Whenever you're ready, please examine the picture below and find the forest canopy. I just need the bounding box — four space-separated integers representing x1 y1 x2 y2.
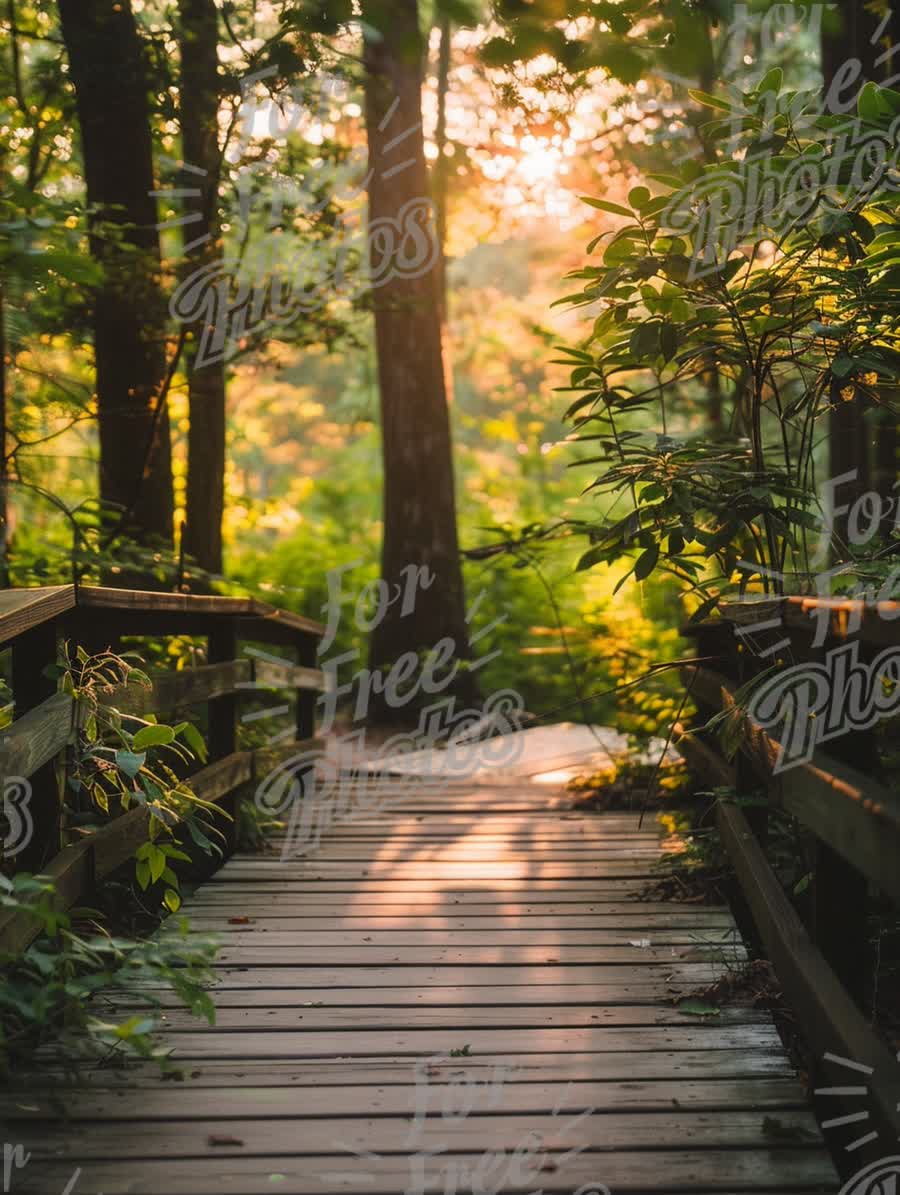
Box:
2 0 899 731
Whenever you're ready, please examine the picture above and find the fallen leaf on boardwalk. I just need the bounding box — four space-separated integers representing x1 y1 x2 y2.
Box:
208 1135 244 1147
677 999 721 1018
228 916 253 924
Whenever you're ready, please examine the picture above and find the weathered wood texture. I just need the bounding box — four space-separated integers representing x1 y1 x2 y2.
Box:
680 599 900 1172
7 779 838 1194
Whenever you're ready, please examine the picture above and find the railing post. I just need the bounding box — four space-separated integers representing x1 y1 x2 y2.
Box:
295 632 316 741
733 621 772 845
207 619 238 857
809 726 872 1005
11 622 59 872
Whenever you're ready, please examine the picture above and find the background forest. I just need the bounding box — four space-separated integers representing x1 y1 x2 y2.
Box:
2 0 899 736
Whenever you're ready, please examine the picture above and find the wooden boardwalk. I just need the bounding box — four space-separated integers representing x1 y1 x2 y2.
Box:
8 774 839 1193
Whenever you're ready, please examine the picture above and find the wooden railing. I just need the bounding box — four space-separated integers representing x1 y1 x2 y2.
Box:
0 584 325 953
678 597 900 1162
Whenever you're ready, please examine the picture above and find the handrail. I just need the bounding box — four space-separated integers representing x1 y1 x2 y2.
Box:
0 585 325 952
679 597 900 1162
0 584 325 646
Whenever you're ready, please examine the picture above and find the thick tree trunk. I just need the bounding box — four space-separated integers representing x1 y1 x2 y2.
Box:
362 0 474 722
178 0 226 577
433 13 451 324
57 0 173 546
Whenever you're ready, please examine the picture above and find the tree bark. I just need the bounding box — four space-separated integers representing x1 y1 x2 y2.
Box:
0 281 8 586
433 13 451 324
821 2 900 553
57 0 174 546
178 0 226 577
362 0 474 722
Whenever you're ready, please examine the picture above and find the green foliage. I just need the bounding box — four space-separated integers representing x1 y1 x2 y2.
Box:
0 872 217 1077
58 642 221 913
562 80 900 611
234 795 284 853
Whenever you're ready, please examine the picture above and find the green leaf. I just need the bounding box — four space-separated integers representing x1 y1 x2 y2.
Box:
133 724 176 751
576 544 608 572
689 594 720 624
659 322 678 363
678 999 721 1018
178 721 208 763
580 196 633 218
756 67 783 96
116 750 146 779
148 847 167 884
628 186 651 211
634 544 659 581
687 89 733 112
857 80 883 123
164 888 182 913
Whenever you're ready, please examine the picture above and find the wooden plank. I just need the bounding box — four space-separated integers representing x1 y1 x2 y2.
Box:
101 661 252 715
179 911 735 928
22 1108 823 1160
185 888 658 904
76 585 257 618
212 863 665 878
162 928 739 948
188 880 659 896
14 1148 840 1194
252 659 325 693
266 844 674 859
208 943 746 967
0 1077 810 1121
122 963 730 991
150 1023 781 1059
70 586 324 643
0 691 73 779
722 594 900 648
107 979 723 1008
248 601 324 640
141 1003 766 1032
0 584 74 645
12 1048 800 1088
717 798 900 1153
10 619 62 871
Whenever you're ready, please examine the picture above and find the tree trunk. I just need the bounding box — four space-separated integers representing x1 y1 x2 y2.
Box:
57 0 174 547
433 13 451 324
821 2 900 553
178 0 226 578
362 0 474 722
0 281 8 586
